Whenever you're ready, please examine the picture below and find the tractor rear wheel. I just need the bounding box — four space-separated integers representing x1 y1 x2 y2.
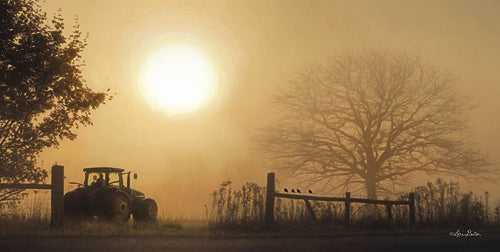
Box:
109 193 131 221
64 190 90 218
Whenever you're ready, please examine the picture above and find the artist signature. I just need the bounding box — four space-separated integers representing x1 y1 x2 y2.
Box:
449 229 482 237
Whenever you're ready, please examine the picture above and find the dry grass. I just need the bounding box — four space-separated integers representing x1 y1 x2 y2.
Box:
0 215 203 236
1 178 499 235
0 191 50 235
0 191 202 236
408 178 493 228
207 178 500 231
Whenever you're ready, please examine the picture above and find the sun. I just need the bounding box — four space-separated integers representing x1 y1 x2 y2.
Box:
141 45 217 116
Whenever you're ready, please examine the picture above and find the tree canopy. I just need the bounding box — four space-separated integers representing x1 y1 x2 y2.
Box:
260 51 493 199
0 0 108 201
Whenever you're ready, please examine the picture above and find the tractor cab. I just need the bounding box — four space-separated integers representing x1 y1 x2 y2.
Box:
83 167 125 189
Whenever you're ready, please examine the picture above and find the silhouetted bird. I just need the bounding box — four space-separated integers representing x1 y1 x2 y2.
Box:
297 189 301 193
284 188 288 193
308 190 313 194
291 189 295 193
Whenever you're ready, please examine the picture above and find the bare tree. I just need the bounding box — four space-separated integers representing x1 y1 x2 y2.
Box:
260 51 493 200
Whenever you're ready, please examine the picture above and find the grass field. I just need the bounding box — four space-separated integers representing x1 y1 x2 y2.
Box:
1 178 499 237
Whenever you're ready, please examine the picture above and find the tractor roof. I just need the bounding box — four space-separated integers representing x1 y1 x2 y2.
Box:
83 167 125 173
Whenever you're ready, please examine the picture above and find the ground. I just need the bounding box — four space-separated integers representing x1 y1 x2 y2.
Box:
0 232 498 251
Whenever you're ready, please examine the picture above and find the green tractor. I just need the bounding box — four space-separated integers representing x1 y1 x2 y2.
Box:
64 167 158 221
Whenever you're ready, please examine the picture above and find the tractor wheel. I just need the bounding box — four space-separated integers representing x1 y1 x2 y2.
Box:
64 191 90 219
109 193 131 222
133 198 158 221
142 198 158 221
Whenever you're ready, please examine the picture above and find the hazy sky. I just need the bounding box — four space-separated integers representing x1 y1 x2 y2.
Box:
39 0 500 217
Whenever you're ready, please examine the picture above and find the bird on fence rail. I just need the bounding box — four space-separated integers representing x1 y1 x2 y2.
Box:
284 188 288 193
308 190 313 194
291 189 295 193
297 189 301 193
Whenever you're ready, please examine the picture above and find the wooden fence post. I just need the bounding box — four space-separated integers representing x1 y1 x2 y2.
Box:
386 203 392 222
344 192 351 225
51 165 64 226
304 199 316 221
409 192 415 228
264 172 276 227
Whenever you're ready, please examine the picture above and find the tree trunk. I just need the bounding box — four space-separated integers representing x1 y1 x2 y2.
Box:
365 174 380 218
365 172 378 200
365 145 378 200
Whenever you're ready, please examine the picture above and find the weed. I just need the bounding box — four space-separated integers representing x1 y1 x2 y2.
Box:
207 178 499 231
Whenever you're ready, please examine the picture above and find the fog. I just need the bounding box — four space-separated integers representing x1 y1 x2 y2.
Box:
39 0 500 218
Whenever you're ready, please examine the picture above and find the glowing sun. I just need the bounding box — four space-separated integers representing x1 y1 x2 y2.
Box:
141 45 217 116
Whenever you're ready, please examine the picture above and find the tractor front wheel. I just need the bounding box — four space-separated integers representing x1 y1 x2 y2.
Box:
133 198 158 221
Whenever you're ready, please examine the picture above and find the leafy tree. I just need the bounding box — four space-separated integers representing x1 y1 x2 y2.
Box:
0 0 108 201
260 51 493 200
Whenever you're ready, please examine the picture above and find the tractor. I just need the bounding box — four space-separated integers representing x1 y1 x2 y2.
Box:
63 167 158 221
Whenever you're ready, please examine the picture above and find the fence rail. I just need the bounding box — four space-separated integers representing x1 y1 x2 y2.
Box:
0 165 64 226
264 172 416 228
274 193 410 205
0 183 52 190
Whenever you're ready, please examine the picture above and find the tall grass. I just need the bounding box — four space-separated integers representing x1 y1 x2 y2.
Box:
0 191 188 236
206 180 265 230
405 178 492 228
1 179 498 234
207 180 348 230
0 191 50 235
207 178 500 230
